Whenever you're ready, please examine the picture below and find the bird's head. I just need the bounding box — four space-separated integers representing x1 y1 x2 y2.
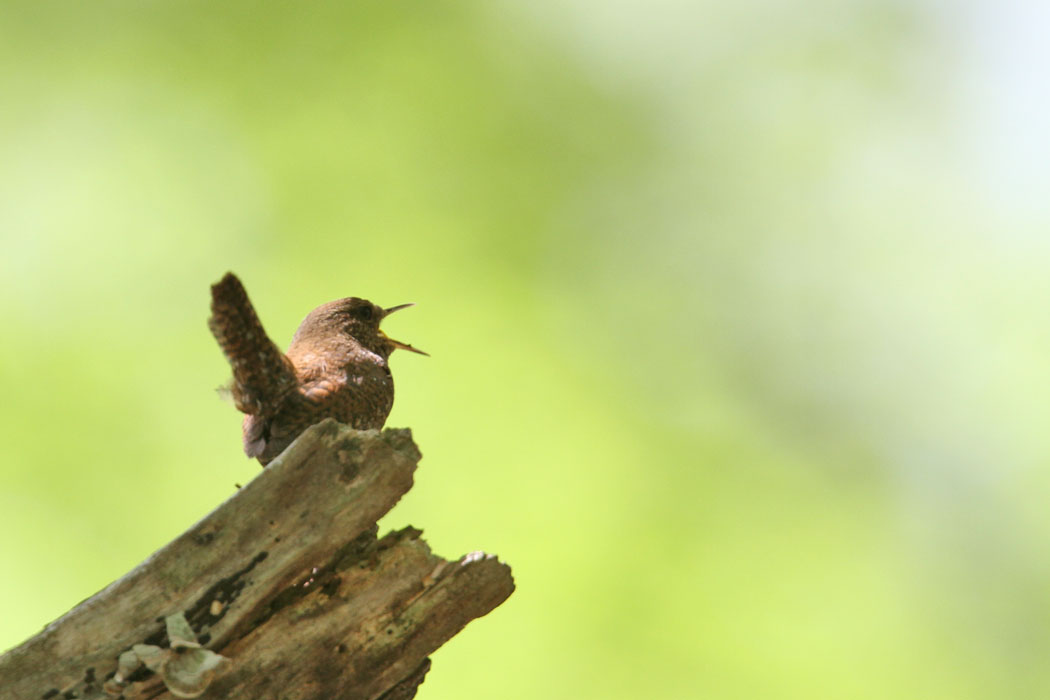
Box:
292 297 427 359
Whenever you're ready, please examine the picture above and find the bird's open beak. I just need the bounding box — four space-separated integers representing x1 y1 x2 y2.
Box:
387 337 429 356
384 303 415 315
381 303 429 356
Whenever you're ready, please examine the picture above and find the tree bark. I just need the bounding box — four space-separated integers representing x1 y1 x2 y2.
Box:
0 420 514 700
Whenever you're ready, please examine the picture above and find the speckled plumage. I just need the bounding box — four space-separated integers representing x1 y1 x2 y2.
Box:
208 272 424 466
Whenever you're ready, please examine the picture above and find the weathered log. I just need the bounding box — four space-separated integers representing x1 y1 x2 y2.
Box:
0 420 514 700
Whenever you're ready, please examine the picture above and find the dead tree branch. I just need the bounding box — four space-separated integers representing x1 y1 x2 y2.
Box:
0 420 514 700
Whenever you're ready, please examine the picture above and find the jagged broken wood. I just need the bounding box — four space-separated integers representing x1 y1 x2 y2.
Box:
0 420 514 700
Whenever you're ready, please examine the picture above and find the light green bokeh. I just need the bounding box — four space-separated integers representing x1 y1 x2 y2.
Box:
2 2 1049 698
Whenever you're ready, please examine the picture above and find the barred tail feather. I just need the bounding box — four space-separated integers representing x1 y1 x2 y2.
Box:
208 272 297 415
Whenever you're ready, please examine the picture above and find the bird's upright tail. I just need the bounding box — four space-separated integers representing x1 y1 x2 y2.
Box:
208 272 297 415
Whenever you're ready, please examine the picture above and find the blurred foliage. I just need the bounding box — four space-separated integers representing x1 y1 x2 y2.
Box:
2 1 1049 698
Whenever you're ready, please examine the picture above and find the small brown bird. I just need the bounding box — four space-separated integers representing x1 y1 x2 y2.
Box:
208 272 426 465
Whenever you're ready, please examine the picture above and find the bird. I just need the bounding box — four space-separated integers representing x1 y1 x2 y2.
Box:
207 272 426 465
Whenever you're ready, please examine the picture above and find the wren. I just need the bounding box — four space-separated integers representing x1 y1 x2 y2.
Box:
208 272 426 465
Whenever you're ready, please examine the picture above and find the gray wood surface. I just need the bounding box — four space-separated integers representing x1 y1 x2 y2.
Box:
0 420 514 700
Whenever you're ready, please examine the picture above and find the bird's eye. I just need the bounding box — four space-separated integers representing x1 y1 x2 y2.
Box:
356 305 374 321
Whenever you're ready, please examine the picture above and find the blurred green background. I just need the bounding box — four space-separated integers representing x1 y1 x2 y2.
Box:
2 1 1049 698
